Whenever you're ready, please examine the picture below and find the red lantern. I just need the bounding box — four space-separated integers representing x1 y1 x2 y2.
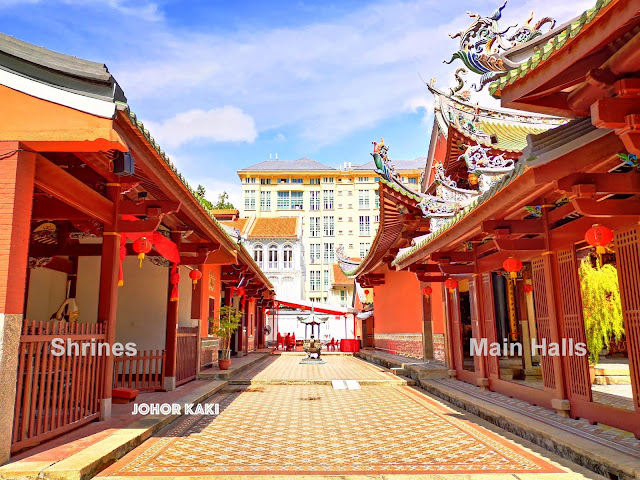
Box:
444 278 458 292
237 286 246 298
189 269 202 288
132 236 152 268
364 289 370 295
422 286 432 296
503 257 523 279
523 284 533 294
585 224 613 254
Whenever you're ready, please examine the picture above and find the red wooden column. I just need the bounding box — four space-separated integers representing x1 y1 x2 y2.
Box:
421 290 434 359
237 294 246 356
442 283 455 372
480 273 500 380
164 232 181 391
469 275 488 386
97 182 121 420
0 143 36 463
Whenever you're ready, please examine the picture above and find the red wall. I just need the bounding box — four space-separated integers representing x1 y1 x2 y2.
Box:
372 265 423 334
430 280 445 335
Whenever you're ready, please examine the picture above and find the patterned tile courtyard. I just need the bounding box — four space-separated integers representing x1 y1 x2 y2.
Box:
98 355 606 479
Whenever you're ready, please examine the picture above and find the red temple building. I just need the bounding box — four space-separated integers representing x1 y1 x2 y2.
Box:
0 33 274 460
348 0 640 438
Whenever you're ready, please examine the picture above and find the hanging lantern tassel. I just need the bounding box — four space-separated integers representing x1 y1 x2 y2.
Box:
133 236 152 268
189 269 202 288
503 257 523 280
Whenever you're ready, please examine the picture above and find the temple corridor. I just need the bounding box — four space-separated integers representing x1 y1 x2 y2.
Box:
97 354 604 479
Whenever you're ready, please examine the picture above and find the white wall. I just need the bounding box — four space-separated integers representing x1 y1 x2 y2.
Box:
26 267 68 322
275 312 354 341
178 265 195 327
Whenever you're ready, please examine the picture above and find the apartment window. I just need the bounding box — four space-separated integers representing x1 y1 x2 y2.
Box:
359 216 370 236
324 269 330 289
310 191 320 210
244 177 256 184
340 290 347 305
253 245 264 268
260 178 271 185
348 243 353 248
260 191 271 211
323 243 335 263
244 190 256 210
310 217 320 237
323 216 334 237
291 191 303 209
348 217 353 222
375 215 380 223
358 190 369 209
347 191 353 196
358 176 369 182
277 191 290 210
323 190 334 210
338 204 343 209
408 177 418 184
309 243 321 263
268 244 278 269
374 190 380 209
348 204 353 209
310 178 320 185
360 242 371 258
322 177 334 183
278 178 290 184
310 271 321 291
338 230 343 235
337 191 343 196
292 178 303 184
283 244 293 269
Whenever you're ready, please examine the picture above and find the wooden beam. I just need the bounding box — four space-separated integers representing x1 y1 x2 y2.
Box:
556 172 640 195
116 218 162 232
416 275 448 283
440 265 475 275
119 200 181 216
32 198 92 221
549 216 637 250
571 198 640 217
493 238 546 252
482 219 544 236
34 154 113 224
431 252 474 263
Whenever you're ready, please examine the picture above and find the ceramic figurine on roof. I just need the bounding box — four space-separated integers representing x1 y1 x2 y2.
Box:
445 1 556 91
336 245 361 273
458 144 514 192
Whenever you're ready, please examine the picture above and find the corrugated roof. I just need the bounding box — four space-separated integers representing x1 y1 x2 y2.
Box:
240 157 335 171
354 158 426 171
476 121 548 152
332 264 352 286
247 217 299 239
489 0 615 97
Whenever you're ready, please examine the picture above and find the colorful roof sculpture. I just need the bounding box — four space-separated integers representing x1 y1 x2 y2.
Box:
489 0 616 97
444 1 557 91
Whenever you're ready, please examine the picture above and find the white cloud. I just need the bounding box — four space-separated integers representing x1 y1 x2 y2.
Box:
109 0 594 150
145 107 258 148
197 178 242 211
1 0 162 20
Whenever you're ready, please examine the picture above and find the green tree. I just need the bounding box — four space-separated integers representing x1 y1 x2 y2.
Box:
213 191 235 210
195 184 213 210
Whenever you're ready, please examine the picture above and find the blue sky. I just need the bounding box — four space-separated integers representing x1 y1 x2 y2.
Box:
1 0 593 206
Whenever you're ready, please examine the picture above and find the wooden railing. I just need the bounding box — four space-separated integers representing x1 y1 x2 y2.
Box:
12 321 106 453
176 326 198 386
113 350 165 392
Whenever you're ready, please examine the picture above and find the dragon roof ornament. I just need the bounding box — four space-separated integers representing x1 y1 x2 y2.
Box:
445 1 556 91
336 244 360 273
459 144 514 174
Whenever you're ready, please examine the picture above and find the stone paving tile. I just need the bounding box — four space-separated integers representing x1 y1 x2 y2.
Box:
233 353 399 382
99 384 569 476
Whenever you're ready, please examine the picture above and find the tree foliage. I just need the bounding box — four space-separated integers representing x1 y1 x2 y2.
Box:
213 191 235 210
209 305 242 354
578 255 625 364
195 184 213 210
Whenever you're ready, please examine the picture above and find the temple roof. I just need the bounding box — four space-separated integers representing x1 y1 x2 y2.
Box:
489 0 616 98
240 157 335 172
0 32 125 104
332 264 352 286
220 218 250 235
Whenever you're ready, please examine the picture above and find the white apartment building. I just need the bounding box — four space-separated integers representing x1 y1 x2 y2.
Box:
237 157 424 304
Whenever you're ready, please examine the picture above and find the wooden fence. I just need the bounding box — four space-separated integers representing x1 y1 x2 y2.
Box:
12 321 106 453
113 349 165 391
